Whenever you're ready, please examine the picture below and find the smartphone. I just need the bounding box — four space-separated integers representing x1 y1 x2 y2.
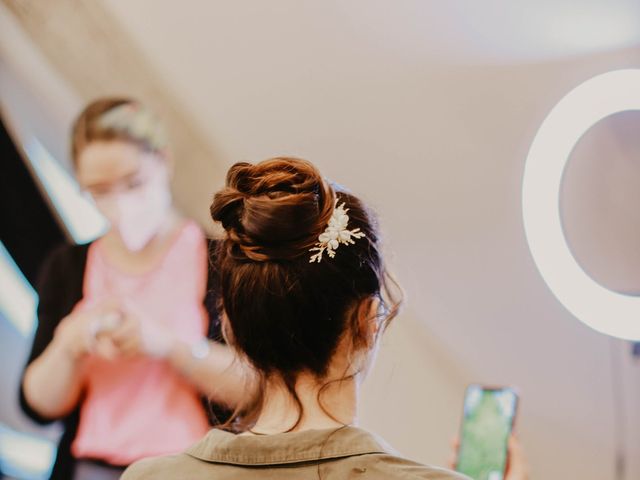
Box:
455 384 519 480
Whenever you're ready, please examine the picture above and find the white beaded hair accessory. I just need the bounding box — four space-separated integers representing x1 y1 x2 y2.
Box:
309 198 366 263
98 104 167 151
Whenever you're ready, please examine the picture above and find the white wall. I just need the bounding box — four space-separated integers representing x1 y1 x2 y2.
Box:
360 311 470 466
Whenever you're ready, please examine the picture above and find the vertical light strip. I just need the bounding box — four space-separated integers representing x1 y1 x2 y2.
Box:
0 242 37 337
0 423 55 480
23 136 108 244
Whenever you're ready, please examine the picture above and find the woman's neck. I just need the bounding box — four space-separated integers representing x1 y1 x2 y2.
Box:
250 371 359 434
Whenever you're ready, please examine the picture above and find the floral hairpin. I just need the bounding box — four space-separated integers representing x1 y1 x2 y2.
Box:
309 198 366 263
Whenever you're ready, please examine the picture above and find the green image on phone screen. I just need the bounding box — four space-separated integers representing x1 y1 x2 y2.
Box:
456 385 517 480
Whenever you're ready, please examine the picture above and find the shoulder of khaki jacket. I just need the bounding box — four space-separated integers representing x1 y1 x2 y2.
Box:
120 454 190 480
357 453 472 479
121 453 470 480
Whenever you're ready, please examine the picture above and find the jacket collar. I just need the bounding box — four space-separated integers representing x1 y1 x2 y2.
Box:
186 426 391 466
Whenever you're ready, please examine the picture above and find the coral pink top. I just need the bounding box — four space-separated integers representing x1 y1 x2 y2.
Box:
71 221 211 465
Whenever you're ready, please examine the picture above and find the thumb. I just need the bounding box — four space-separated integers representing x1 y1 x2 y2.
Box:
448 436 460 470
506 436 529 480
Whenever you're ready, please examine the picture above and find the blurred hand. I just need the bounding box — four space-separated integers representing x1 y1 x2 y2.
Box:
53 299 121 361
504 436 529 480
56 298 178 361
108 301 175 358
449 435 529 480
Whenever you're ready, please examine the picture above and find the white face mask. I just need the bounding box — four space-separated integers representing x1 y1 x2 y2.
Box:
117 185 171 251
97 170 172 252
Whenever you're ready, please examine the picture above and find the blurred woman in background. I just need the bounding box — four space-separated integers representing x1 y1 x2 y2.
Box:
20 98 248 480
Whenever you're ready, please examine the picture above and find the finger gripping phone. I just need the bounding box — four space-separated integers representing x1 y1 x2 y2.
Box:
455 384 518 480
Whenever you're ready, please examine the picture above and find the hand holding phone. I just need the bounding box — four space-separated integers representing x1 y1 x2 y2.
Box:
503 436 529 480
455 385 519 480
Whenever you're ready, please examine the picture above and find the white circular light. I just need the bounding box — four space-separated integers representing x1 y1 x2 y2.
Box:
522 69 640 341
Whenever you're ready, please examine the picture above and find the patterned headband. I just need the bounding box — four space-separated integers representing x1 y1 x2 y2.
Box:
98 103 167 151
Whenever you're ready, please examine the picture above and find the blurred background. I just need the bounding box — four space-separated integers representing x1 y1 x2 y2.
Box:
1 1 639 479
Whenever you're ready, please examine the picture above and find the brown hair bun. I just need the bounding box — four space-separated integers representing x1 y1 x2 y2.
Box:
210 158 335 262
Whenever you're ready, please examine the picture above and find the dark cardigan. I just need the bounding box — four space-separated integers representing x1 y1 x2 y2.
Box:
19 240 227 480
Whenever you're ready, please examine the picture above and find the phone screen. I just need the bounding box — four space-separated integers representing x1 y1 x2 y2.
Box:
455 385 518 480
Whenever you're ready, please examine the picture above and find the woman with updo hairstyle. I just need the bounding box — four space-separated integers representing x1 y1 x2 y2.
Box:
123 157 466 479
20 98 248 480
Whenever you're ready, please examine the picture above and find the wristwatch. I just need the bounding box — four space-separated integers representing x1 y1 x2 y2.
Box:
190 338 211 360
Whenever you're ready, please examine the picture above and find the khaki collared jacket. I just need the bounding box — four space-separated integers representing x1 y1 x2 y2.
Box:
121 426 470 479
